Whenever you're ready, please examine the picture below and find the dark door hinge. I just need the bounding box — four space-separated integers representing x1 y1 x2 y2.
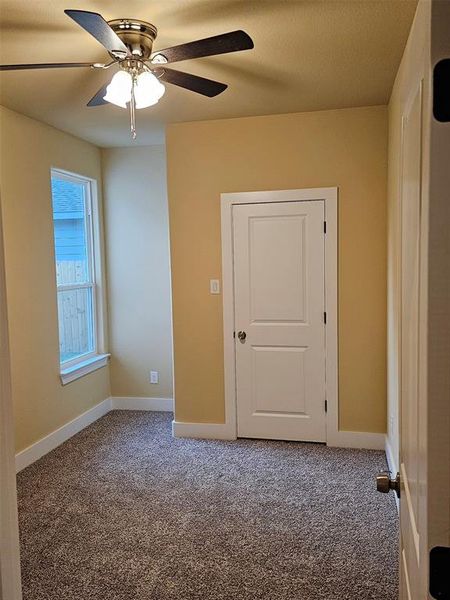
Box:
430 546 450 599
324 221 327 234
325 399 328 413
324 311 327 324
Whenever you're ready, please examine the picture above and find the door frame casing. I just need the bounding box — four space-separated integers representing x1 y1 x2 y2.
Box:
0 192 22 599
220 187 339 444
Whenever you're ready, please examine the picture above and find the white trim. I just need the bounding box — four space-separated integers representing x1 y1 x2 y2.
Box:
385 435 398 473
323 191 339 446
401 549 413 600
90 176 109 355
112 397 173 412
172 419 383 449
57 282 93 292
172 420 237 440
14 396 176 472
401 461 420 561
326 430 385 450
385 435 399 512
15 398 112 473
60 353 110 385
61 349 98 371
220 187 340 445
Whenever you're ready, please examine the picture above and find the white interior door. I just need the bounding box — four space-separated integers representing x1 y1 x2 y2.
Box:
233 200 326 442
391 4 450 598
399 80 427 600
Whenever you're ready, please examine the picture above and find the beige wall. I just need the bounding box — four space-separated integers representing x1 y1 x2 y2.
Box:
0 106 110 452
102 146 173 399
167 105 388 432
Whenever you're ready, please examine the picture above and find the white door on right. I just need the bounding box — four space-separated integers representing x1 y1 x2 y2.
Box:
391 4 450 597
399 79 427 600
233 200 326 442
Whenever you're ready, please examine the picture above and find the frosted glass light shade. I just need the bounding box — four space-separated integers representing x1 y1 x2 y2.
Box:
134 72 165 109
104 71 132 108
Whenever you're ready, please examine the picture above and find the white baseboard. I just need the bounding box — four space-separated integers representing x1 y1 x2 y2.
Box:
172 420 237 440
172 421 385 448
327 430 386 450
112 396 173 412
15 396 174 472
385 435 400 512
14 396 386 472
15 397 112 473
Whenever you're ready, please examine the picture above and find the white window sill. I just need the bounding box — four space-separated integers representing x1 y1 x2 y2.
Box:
60 353 110 385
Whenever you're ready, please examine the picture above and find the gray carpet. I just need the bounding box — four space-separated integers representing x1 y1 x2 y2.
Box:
17 411 398 600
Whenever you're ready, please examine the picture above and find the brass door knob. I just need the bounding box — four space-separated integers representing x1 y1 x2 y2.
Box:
376 471 401 498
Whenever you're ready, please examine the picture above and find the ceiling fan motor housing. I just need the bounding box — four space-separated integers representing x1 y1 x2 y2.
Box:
107 19 158 60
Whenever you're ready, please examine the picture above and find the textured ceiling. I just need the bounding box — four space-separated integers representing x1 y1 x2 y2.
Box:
0 0 417 147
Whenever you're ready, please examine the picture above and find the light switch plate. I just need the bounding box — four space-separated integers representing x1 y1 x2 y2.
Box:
150 370 159 384
210 279 220 294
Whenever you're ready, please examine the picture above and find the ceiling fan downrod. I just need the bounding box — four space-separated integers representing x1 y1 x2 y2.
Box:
130 80 137 140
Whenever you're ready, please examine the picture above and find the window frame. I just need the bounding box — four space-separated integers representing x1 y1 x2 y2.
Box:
50 167 109 381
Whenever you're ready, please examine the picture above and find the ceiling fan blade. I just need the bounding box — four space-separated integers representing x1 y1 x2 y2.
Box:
151 30 253 64
0 62 94 71
87 84 109 107
65 9 128 56
153 67 227 97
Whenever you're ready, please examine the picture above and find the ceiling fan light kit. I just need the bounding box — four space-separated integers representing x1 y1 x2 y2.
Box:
134 72 165 109
103 70 165 110
104 71 132 108
0 10 254 140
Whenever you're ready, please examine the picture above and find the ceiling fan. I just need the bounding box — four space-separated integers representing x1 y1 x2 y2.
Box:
0 9 254 139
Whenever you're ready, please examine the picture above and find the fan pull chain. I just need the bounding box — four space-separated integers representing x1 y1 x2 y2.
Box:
130 80 137 140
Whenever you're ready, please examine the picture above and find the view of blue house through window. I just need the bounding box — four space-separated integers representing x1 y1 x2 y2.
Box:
51 170 97 365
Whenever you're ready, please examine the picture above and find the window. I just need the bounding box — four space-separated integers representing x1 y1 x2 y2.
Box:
51 169 108 383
